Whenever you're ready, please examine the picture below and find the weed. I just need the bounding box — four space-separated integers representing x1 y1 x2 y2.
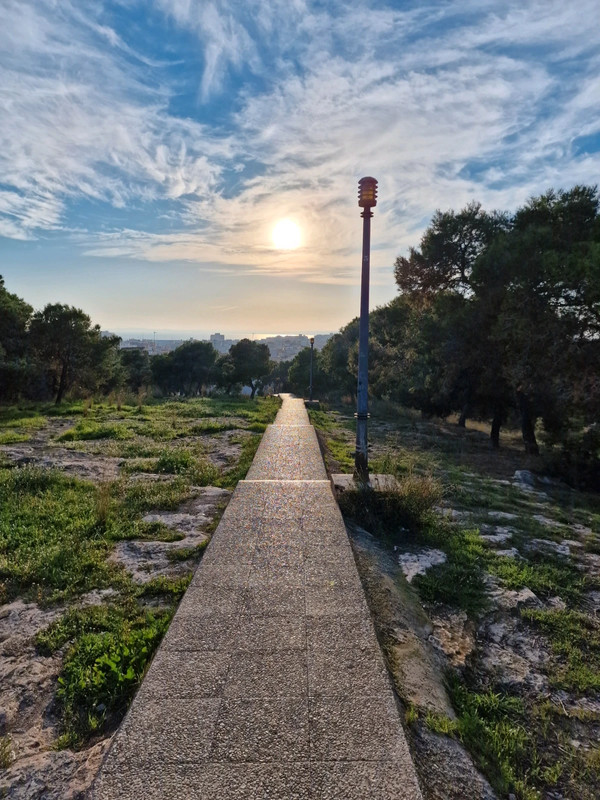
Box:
0 735 12 769
0 467 123 603
166 542 208 562
136 574 192 600
59 422 132 442
338 471 443 536
0 431 30 444
489 553 585 606
521 608 600 693
55 609 172 745
425 712 459 736
218 434 261 488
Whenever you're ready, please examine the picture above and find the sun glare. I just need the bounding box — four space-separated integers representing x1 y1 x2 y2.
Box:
272 219 302 250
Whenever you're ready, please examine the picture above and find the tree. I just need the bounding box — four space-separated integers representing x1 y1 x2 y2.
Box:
228 339 272 399
288 347 323 397
170 341 217 395
0 277 33 400
120 348 152 393
29 304 120 403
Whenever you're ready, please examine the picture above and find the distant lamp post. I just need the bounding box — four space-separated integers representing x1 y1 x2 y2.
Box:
309 336 315 402
355 176 378 482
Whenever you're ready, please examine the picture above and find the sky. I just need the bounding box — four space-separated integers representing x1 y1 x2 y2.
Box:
1 0 599 339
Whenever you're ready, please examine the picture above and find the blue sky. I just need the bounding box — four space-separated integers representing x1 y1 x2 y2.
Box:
1 0 599 338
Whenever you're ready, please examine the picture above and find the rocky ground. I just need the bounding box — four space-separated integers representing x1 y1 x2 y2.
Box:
0 408 250 799
325 408 600 800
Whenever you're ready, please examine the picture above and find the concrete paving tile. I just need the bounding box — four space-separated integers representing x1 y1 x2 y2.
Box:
243 584 306 616
306 613 376 652
309 694 407 761
308 645 390 696
236 614 306 651
162 613 240 651
305 583 369 617
211 697 309 762
304 556 362 588
95 763 314 800
252 544 305 571
247 560 305 588
225 650 307 697
136 649 232 700
177 583 243 615
199 537 257 566
108 698 221 766
189 562 252 590
311 761 422 800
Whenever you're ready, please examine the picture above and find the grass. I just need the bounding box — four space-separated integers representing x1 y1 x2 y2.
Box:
0 393 282 751
0 735 12 769
521 608 600 693
0 467 126 604
38 603 173 747
0 431 31 444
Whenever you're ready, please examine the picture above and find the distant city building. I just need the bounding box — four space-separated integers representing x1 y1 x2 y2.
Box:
209 333 236 354
119 338 184 354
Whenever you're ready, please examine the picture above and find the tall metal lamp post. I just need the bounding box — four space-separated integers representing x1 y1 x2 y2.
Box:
309 336 315 402
355 177 378 482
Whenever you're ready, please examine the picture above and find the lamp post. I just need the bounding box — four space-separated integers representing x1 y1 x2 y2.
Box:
355 177 378 482
309 336 315 402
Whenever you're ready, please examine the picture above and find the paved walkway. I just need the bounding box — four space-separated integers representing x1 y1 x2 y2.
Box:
91 396 422 800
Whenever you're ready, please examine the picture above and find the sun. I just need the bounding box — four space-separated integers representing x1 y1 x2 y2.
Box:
272 218 302 250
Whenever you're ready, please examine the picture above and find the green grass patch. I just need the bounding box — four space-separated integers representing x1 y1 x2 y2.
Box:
166 542 208 562
58 421 133 441
49 605 172 746
488 552 586 606
0 467 127 604
217 434 261 489
521 608 600 693
0 431 31 444
413 528 488 616
448 677 541 800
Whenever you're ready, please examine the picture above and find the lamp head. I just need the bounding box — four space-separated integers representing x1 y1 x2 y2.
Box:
309 336 314 345
358 177 378 208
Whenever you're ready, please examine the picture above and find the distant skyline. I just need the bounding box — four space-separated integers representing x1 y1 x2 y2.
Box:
2 1 599 334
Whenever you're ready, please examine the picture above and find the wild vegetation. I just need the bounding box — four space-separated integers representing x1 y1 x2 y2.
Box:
0 394 280 765
313 399 600 800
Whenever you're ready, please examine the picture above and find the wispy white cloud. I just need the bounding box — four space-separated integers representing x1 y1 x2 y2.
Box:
2 0 600 300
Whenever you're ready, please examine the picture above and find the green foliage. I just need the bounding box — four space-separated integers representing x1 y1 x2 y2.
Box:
413 528 488 616
521 609 600 693
54 609 172 745
218 434 262 488
337 475 443 539
0 431 30 444
447 676 540 800
0 467 122 603
29 303 121 404
226 338 272 398
488 553 585 606
0 735 13 769
58 421 133 441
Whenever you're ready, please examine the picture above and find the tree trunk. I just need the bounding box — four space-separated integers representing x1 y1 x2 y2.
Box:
250 381 257 399
517 390 539 455
458 404 468 428
55 362 68 404
490 411 502 449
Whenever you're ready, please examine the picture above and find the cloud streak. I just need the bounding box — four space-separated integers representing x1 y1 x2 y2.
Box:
2 0 599 302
